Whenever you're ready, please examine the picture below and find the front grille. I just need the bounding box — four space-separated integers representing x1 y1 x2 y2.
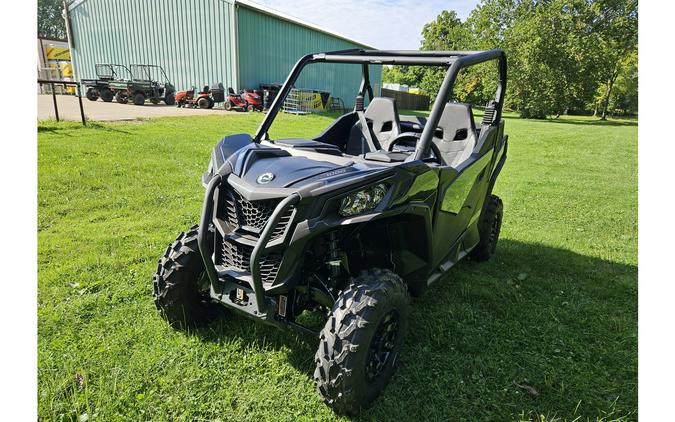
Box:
220 187 294 240
216 184 294 285
221 239 252 272
219 239 282 284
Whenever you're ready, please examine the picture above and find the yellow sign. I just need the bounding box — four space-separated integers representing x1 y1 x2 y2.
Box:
45 46 71 60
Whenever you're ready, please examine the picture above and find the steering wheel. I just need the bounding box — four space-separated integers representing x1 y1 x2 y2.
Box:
387 132 441 163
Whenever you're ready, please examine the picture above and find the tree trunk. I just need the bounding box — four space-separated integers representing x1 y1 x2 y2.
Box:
600 72 618 121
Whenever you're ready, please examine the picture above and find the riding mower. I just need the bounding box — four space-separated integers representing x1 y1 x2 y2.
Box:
175 85 215 109
153 49 508 415
224 87 262 111
81 63 130 102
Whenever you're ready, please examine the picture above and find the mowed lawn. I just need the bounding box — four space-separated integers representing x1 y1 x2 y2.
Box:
38 111 637 421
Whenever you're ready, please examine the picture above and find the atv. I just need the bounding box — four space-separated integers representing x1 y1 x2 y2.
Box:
112 64 176 106
80 63 131 102
153 49 508 415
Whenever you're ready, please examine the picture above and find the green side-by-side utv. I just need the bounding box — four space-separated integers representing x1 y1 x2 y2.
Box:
153 49 508 415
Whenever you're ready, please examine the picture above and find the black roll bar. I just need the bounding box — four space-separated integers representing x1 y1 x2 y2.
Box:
252 48 507 161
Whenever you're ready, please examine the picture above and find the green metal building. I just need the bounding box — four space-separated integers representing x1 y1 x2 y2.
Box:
65 0 381 107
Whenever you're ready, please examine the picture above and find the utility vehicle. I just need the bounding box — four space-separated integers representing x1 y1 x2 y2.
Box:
153 49 508 414
111 64 175 106
81 63 130 102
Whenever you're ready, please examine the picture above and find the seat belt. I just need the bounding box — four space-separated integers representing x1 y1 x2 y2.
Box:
354 95 380 153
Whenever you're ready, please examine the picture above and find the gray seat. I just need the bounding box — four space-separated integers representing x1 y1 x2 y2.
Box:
432 102 478 167
345 97 401 155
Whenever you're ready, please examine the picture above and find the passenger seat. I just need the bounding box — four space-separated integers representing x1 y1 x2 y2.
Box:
433 102 478 167
345 97 401 155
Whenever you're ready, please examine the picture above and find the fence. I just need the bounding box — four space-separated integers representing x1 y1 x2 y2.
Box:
381 88 430 111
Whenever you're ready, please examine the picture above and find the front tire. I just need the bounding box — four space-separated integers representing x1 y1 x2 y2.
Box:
164 93 176 106
85 88 99 101
224 101 233 111
133 92 146 106
469 194 503 261
314 268 410 415
153 225 222 328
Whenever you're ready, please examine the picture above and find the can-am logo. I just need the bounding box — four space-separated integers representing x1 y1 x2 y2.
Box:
256 172 275 184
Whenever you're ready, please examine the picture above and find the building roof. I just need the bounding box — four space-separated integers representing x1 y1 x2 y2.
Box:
233 0 375 49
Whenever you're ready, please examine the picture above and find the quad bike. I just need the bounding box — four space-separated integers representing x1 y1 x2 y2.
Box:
175 85 215 109
224 87 260 112
153 49 508 415
111 64 176 106
81 63 130 102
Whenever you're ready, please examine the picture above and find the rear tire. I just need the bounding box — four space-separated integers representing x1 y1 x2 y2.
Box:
100 88 114 102
469 194 503 261
85 88 99 101
153 225 222 329
314 268 410 415
197 97 210 109
133 92 146 106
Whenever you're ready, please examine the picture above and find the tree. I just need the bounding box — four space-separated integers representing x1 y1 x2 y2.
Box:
590 0 638 119
38 0 66 39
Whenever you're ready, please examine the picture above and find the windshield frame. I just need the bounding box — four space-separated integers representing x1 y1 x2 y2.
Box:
254 49 507 161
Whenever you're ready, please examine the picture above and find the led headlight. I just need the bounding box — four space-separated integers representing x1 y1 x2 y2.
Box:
338 183 388 217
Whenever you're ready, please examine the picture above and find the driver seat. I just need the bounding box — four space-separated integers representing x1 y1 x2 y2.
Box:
345 97 401 155
433 102 478 167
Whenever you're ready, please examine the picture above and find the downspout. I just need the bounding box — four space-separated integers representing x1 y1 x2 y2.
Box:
229 1 240 91
62 1 77 81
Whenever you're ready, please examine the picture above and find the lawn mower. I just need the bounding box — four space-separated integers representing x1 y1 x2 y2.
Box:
175 85 215 109
111 64 176 106
80 63 130 102
153 49 508 415
224 87 261 111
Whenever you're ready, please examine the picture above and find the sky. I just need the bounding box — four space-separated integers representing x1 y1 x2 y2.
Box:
254 0 482 50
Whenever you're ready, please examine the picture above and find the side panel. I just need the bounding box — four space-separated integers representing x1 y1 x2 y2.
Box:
236 6 382 108
68 0 237 91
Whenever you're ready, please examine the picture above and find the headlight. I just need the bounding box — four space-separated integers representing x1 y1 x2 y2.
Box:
338 183 388 217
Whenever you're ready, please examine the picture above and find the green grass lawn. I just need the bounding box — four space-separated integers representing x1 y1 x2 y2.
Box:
38 112 637 421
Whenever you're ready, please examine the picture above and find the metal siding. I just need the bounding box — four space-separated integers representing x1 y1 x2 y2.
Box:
236 6 381 108
68 0 237 91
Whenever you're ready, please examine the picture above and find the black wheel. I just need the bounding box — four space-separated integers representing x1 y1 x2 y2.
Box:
85 88 99 101
100 88 114 102
197 97 210 109
164 93 176 106
150 97 160 105
314 268 410 415
224 101 233 111
246 104 254 112
153 225 223 329
133 92 146 106
115 92 128 104
469 194 503 261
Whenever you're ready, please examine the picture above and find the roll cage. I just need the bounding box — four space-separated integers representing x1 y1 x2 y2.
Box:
254 49 507 161
130 64 171 83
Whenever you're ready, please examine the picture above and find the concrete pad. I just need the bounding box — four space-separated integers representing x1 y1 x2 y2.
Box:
38 94 236 122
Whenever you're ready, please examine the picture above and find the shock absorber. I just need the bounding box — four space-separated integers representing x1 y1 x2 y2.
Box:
326 231 341 283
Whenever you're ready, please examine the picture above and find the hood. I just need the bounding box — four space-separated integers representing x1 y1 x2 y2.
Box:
231 145 382 189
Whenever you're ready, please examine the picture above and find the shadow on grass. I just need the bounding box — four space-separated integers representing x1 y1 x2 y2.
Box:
37 120 134 135
546 117 637 127
190 239 637 420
